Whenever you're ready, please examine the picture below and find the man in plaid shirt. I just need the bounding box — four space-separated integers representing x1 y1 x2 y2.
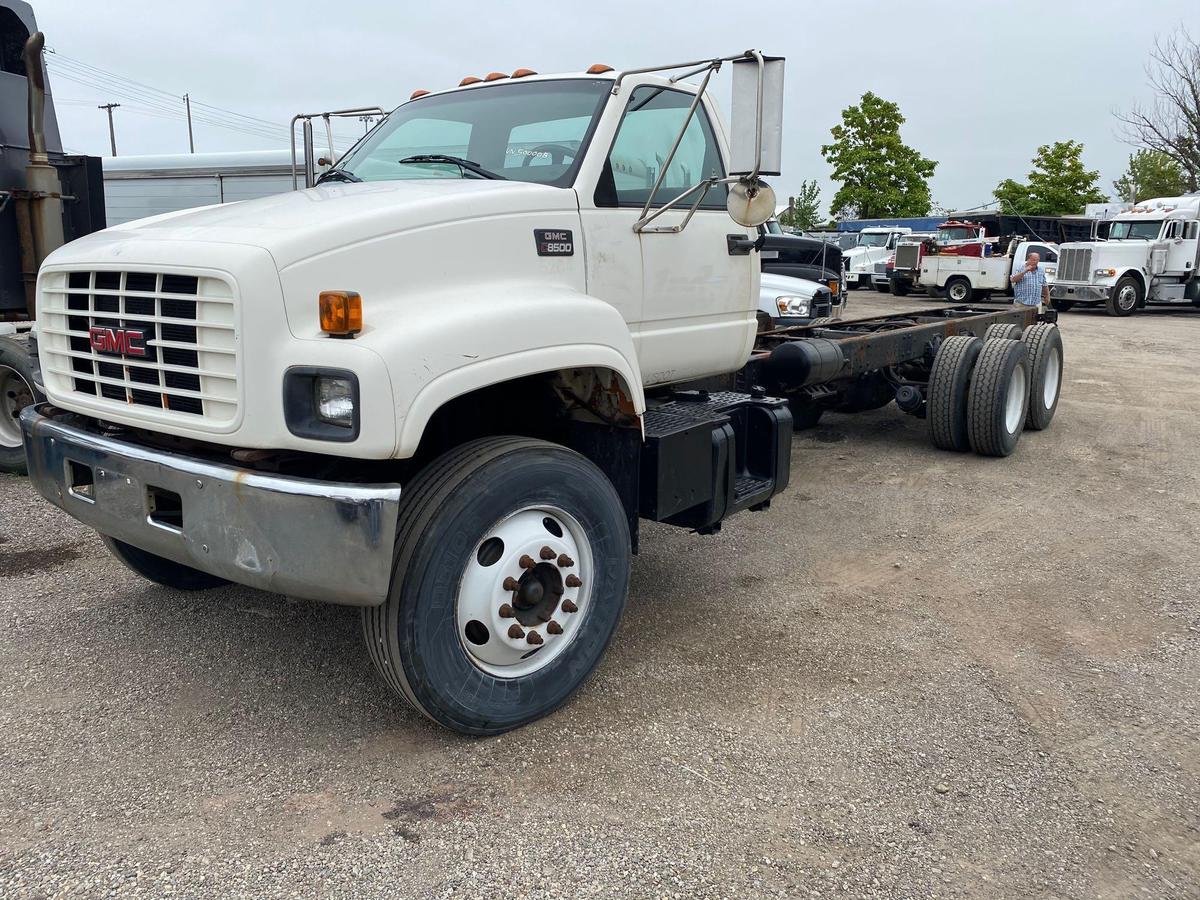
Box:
1010 251 1049 311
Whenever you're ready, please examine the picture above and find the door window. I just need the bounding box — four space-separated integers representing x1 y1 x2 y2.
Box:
1185 221 1199 240
596 86 726 209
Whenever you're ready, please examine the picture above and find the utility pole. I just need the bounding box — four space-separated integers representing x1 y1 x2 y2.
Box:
358 114 375 134
184 93 195 153
98 102 120 156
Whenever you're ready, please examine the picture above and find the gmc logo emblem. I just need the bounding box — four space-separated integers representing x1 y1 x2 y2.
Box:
88 326 148 358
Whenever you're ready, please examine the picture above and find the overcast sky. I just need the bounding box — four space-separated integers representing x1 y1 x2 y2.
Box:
33 0 1194 215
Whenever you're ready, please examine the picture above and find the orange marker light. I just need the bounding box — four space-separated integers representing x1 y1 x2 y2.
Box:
587 63 614 74
410 89 430 99
512 68 537 78
460 75 482 86
319 291 363 336
484 72 508 81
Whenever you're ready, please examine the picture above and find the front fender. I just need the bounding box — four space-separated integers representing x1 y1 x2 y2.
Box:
361 288 644 458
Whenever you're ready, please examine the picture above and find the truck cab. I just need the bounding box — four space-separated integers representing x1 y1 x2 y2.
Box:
1051 195 1200 316
843 226 911 288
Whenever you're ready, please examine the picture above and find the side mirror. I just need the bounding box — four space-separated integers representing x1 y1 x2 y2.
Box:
729 54 785 177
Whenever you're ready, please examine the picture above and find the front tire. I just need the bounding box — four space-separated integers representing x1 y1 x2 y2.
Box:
0 335 43 475
363 437 630 735
102 537 229 591
892 281 910 297
1051 299 1074 312
1107 277 1141 317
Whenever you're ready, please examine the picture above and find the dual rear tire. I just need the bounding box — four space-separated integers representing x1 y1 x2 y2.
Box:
926 323 1062 457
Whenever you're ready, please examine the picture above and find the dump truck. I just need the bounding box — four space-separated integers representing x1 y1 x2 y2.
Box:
21 52 1065 734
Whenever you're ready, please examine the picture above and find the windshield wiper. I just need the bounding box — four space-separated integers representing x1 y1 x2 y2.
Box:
399 154 506 181
316 168 362 184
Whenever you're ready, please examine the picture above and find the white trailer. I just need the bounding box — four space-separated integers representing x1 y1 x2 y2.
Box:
101 150 332 225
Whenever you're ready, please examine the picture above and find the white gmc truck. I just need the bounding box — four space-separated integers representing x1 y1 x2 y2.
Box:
1050 195 1200 316
20 52 1065 734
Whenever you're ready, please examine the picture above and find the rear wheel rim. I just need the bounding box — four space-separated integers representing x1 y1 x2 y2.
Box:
0 364 34 449
456 505 593 678
1042 347 1061 409
1005 365 1027 434
950 282 968 301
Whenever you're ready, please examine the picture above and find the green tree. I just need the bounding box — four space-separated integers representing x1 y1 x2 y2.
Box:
1112 150 1189 202
778 180 821 230
994 141 1108 216
821 92 937 219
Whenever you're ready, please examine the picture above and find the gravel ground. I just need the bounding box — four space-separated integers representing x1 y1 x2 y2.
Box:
2 295 1199 899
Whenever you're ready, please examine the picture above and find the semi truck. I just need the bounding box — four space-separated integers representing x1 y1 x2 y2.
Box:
1050 194 1200 316
842 226 911 289
19 51 1065 734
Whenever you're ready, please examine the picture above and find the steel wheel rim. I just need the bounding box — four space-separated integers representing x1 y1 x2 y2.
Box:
950 283 968 302
1042 347 1061 409
1005 364 1027 434
456 505 593 678
1118 285 1137 311
0 363 33 449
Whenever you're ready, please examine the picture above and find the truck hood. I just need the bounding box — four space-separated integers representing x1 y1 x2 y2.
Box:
1062 240 1155 271
760 272 826 300
63 179 580 270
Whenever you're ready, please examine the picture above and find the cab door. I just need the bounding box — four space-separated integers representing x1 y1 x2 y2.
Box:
1165 220 1199 275
580 85 754 387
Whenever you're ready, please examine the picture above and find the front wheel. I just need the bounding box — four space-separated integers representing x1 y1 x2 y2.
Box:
1051 299 1074 312
1107 277 1141 317
363 437 630 735
0 335 43 475
892 281 910 297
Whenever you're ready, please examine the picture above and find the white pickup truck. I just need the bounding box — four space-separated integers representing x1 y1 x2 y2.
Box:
843 226 911 289
917 236 1059 302
20 52 1065 734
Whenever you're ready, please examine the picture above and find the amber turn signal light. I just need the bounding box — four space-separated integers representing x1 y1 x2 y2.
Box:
587 63 613 74
319 291 363 336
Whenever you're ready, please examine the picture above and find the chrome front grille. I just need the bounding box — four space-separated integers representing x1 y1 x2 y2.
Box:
38 269 239 425
1058 247 1092 283
894 243 921 270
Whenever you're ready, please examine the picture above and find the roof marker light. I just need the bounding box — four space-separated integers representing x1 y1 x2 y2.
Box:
460 76 482 86
512 68 538 78
484 72 508 81
587 63 614 74
410 89 430 99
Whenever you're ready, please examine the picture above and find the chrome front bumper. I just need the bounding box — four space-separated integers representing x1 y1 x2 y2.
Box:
1051 283 1110 301
20 405 402 606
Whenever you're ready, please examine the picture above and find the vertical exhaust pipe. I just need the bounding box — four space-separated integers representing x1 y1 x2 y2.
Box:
17 31 65 315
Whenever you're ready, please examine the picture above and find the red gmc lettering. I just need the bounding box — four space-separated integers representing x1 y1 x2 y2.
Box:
88 326 147 358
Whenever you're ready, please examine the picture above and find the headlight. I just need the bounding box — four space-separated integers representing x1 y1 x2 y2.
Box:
776 296 811 317
283 367 360 441
316 376 355 427
1094 268 1117 277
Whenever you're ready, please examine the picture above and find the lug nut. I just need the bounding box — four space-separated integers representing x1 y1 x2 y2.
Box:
557 554 574 568
565 574 582 588
518 555 536 570
562 599 578 613
539 546 556 560
502 576 519 591
547 620 563 635
499 603 515 619
507 623 525 639
526 631 544 646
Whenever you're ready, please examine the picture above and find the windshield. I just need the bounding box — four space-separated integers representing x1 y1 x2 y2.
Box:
938 227 976 241
1108 220 1163 240
333 79 610 187
858 232 890 248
